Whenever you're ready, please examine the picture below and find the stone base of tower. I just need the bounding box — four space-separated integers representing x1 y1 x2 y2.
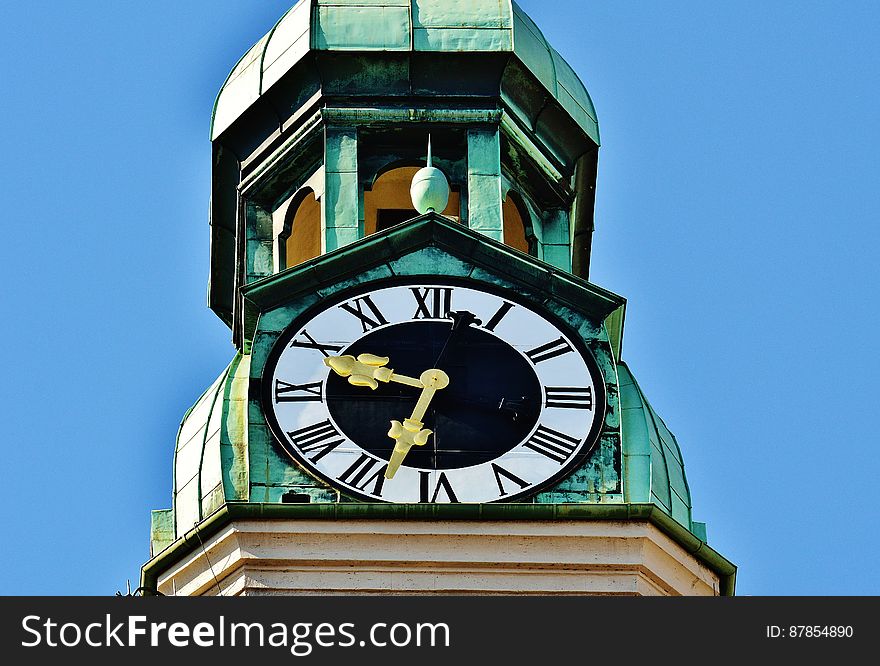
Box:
143 505 735 596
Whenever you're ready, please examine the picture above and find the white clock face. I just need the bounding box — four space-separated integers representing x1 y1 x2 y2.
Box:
262 280 606 503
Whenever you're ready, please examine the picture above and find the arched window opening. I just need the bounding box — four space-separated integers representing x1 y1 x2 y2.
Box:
502 191 534 255
283 190 321 269
364 166 460 236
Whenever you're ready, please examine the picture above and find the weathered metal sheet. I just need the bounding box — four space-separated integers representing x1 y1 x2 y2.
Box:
262 1 312 90
174 379 223 494
174 478 200 538
212 35 268 139
198 390 229 521
314 4 412 51
413 27 510 51
172 358 247 538
221 355 250 501
414 0 512 29
617 361 696 533
551 48 599 138
604 304 625 363
319 0 409 5
412 0 512 51
511 8 555 90
670 492 691 528
149 509 174 558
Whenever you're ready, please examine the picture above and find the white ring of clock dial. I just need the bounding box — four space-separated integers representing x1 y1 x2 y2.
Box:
264 281 605 503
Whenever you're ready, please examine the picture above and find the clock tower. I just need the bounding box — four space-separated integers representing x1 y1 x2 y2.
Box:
142 0 735 596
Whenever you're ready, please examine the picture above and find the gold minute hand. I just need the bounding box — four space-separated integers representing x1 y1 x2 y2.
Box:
386 369 450 479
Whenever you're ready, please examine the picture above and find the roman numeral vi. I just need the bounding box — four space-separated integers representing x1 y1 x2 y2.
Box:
419 471 459 503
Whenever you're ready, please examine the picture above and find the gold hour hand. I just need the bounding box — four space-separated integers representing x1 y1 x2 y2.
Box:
324 354 422 389
385 369 450 479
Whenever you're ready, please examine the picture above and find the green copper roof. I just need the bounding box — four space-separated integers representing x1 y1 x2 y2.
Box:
211 0 598 142
618 361 694 531
172 354 249 539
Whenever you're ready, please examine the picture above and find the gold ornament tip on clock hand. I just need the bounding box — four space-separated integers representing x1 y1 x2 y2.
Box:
385 420 433 479
323 353 393 390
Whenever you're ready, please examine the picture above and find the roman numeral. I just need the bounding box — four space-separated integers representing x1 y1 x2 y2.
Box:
338 295 389 332
491 463 531 497
525 337 573 364
544 386 593 410
287 420 345 463
274 380 323 403
483 301 514 332
410 287 453 319
337 453 387 497
419 471 459 503
523 425 582 464
289 330 343 357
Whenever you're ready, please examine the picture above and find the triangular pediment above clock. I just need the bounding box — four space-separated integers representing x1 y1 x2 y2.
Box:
241 212 624 343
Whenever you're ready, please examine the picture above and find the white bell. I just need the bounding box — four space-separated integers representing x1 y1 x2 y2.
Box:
410 135 450 214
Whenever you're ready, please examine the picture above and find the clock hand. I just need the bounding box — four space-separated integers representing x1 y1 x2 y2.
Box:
432 310 481 370
385 311 479 478
409 369 450 421
381 312 479 480
324 354 423 389
386 368 450 479
324 354 451 479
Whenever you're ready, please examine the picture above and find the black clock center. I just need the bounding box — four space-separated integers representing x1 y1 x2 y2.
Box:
325 321 542 470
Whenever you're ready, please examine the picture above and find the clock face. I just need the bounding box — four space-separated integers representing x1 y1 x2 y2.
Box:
262 279 606 503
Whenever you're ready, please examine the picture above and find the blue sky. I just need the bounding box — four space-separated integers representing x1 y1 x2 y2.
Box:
1 1 877 596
